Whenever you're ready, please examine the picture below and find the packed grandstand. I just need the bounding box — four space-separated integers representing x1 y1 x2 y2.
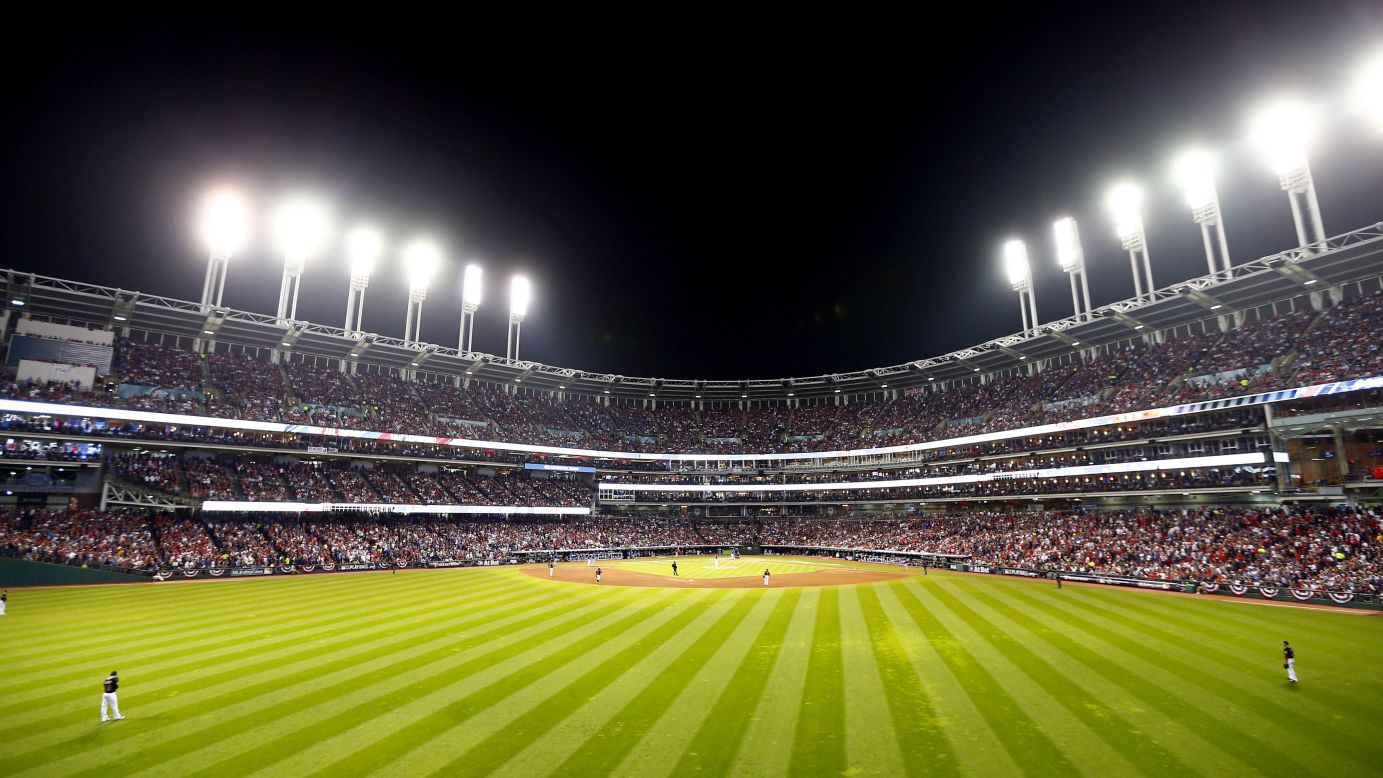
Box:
0 248 1380 603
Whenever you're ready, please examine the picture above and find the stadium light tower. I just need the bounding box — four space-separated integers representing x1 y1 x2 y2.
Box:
197 188 249 312
507 275 531 360
402 240 441 345
1174 148 1232 279
271 197 331 326
1003 239 1039 334
344 226 382 336
1249 98 1326 250
1052 217 1092 320
459 263 482 353
1107 181 1155 299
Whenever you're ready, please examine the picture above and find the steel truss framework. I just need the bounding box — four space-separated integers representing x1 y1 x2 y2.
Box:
5 221 1383 402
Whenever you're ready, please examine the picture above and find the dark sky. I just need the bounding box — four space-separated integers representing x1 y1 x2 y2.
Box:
4 4 1383 381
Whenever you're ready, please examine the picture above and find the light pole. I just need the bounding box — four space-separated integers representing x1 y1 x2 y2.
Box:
271 197 331 326
507 275 531 360
1174 148 1232 279
1003 239 1038 334
1250 98 1325 250
460 263 482 353
1107 181 1154 299
402 239 440 346
197 189 248 312
1052 217 1092 320
344 227 382 336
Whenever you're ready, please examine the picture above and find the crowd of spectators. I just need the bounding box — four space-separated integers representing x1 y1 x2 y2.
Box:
1293 290 1383 385
110 454 594 507
117 341 204 392
0 296 1377 459
2 506 1376 593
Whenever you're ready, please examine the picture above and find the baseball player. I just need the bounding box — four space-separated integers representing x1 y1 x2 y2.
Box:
100 671 125 722
1 589 7 615
548 560 556 577
763 569 771 586
1283 640 1298 683
595 567 603 584
672 560 679 576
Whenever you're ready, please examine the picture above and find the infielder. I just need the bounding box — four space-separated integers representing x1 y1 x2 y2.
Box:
596 567 603 584
548 560 555 577
763 569 771 586
672 560 679 576
1283 640 1298 683
101 671 125 722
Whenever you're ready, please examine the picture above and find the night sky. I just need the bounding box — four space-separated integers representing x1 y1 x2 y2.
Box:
4 5 1383 381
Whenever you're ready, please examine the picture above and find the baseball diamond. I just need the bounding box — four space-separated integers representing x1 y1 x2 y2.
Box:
2 563 1381 777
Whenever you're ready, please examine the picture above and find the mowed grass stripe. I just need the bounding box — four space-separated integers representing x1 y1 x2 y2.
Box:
411 592 751 778
483 592 781 778
787 587 848 776
728 588 819 778
951 579 1244 776
0 575 536 734
1019 585 1383 771
6 581 584 775
664 589 802 778
923 580 1136 777
855 585 958 777
873 583 1019 776
0 572 523 701
1000 585 1328 776
1037 586 1383 740
894 580 1079 777
0 570 470 664
1074 589 1383 716
837 586 906 777
930 580 1194 776
531 594 763 773
571 592 776 778
1 571 431 650
297 591 714 777
136 585 654 778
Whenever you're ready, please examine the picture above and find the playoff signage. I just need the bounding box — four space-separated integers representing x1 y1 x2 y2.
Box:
1199 580 1357 604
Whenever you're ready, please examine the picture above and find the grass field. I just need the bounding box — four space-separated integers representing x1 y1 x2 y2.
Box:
613 556 835 579
2 559 1382 777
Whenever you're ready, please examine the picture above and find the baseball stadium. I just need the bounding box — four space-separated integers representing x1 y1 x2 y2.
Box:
4 12 1383 778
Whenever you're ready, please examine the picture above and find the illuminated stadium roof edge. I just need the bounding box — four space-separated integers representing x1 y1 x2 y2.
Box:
5 220 1383 402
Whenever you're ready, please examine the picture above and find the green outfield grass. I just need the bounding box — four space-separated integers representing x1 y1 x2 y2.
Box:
613 556 834 579
2 560 1381 777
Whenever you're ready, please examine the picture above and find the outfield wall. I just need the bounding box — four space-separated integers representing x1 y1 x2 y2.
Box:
0 556 152 587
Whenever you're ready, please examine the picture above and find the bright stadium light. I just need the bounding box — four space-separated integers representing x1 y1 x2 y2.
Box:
1002 239 1038 334
459 263 483 352
1003 239 1030 289
271 196 331 325
1249 97 1326 250
1052 217 1092 320
508 275 532 360
1173 148 1232 278
1355 49 1383 132
1106 181 1154 299
402 239 442 345
197 188 249 311
343 226 383 335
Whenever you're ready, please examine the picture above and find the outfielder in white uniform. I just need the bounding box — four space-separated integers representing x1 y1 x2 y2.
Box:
101 671 125 722
1283 640 1298 683
1 589 7 615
